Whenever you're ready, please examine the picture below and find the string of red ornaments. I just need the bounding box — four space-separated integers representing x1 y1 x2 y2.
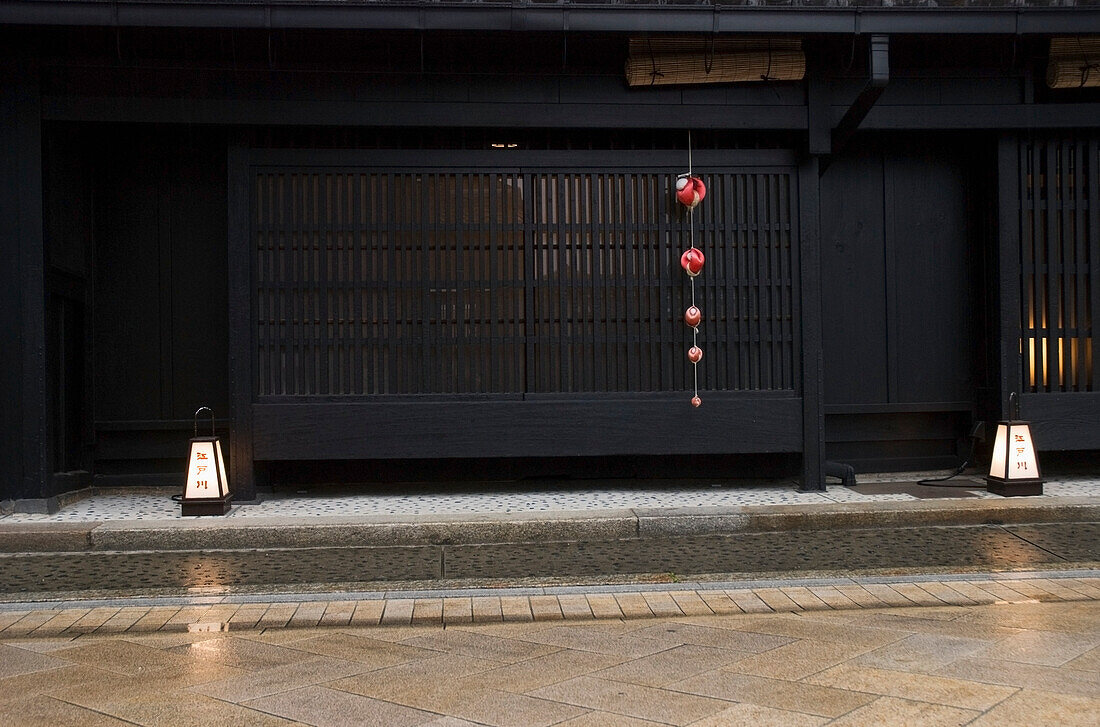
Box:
677 151 707 408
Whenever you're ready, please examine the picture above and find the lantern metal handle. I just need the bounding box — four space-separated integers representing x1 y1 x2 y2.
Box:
1009 392 1019 421
194 407 215 438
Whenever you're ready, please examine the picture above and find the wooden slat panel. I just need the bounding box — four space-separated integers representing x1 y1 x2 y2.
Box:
252 162 798 398
1019 135 1096 394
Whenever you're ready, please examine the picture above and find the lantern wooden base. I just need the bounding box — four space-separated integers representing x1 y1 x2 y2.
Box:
181 495 233 516
985 478 1043 497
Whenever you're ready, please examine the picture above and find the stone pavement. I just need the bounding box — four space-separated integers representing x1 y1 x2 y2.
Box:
1 594 1097 726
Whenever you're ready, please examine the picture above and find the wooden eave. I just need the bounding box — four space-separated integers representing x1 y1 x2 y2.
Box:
2 1 1100 36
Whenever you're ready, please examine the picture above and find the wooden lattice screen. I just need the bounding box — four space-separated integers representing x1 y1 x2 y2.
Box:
252 164 797 398
1019 137 1098 393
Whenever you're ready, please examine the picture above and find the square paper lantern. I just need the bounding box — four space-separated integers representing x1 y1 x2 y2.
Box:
182 407 232 516
986 396 1043 497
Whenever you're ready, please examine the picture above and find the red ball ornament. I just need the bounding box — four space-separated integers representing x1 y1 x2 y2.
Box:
675 176 706 209
680 248 705 277
688 346 703 363
684 305 702 328
691 396 702 408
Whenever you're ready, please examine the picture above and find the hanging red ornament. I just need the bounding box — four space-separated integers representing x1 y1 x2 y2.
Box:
687 346 703 363
675 175 706 209
680 248 705 277
691 396 702 408
684 305 702 328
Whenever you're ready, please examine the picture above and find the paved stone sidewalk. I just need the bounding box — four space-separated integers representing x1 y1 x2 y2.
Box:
1 597 1097 725
4 476 1096 521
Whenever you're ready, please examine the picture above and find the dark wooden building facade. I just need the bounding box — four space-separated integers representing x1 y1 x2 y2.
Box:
2 2 1099 504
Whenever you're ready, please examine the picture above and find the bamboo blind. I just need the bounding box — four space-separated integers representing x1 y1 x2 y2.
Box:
626 36 804 87
1046 37 1100 89
253 166 798 397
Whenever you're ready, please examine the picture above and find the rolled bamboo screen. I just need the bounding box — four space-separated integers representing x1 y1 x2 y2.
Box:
1047 37 1100 89
626 36 805 87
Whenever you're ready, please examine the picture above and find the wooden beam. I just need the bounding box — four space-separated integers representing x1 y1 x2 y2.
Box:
829 35 889 165
0 62 49 501
251 397 804 460
996 134 1023 419
227 143 255 501
798 156 825 491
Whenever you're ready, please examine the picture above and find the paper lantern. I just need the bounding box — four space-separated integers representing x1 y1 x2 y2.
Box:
181 407 233 516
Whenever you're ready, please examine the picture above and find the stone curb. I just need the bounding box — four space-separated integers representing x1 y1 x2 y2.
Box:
1 571 1098 639
0 496 1096 553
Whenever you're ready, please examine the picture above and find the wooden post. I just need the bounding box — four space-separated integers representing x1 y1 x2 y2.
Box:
0 63 50 502
798 156 826 491
227 144 256 500
996 134 1023 419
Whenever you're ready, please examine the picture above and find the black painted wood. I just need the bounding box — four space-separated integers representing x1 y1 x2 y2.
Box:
798 157 825 491
227 143 255 500
252 395 803 461
4 2 1099 37
997 134 1023 417
1022 393 1100 451
820 147 889 407
0 62 49 500
888 148 974 404
246 152 798 399
1017 135 1097 396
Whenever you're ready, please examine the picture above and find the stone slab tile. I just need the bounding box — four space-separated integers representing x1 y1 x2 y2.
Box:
245 685 435 727
0 643 70 679
934 657 1100 698
804 662 1017 710
973 628 1100 667
500 596 533 622
330 654 503 704
592 644 743 687
555 712 665 726
853 633 994 673
668 669 874 718
190 656 368 703
529 675 730 726
281 632 433 668
401 629 559 664
0 695 137 726
168 634 314 671
966 688 1100 727
688 703 828 727
630 622 791 653
827 696 979 727
726 638 874 680
454 649 626 694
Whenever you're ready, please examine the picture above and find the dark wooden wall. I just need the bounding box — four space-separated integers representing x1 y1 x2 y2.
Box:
90 126 229 482
1 63 50 501
819 134 990 470
43 125 95 488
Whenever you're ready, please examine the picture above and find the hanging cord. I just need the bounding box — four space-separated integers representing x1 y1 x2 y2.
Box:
688 130 699 403
917 419 988 488
647 35 664 86
1074 36 1099 88
916 437 981 488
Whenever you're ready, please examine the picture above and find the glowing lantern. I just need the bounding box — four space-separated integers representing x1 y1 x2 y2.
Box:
182 407 232 516
986 393 1043 497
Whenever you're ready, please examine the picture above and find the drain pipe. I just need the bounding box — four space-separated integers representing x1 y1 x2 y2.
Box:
824 460 856 488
